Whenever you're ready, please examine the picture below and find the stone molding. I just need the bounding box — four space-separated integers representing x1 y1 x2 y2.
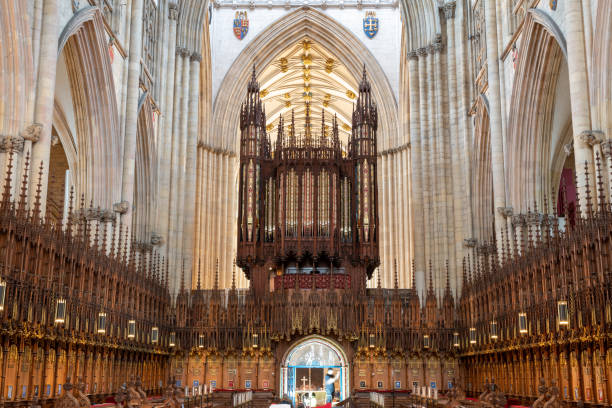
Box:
190 52 202 62
212 0 398 8
379 142 410 156
177 47 190 58
563 140 574 156
197 141 237 157
407 51 418 60
417 47 428 57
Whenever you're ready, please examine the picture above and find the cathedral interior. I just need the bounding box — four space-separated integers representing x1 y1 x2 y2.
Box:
0 0 611 407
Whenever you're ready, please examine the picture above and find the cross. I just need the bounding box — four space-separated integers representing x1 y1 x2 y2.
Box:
364 19 377 32
301 376 308 390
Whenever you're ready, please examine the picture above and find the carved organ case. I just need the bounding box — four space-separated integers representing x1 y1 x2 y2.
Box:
237 67 380 295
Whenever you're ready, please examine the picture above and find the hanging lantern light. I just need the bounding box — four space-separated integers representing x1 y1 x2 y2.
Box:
518 312 528 334
169 332 176 347
557 301 569 326
252 333 259 348
55 298 66 324
490 321 498 340
469 327 477 344
152 327 159 344
453 332 460 347
423 334 430 349
128 320 136 339
199 334 205 348
97 312 107 334
0 278 6 312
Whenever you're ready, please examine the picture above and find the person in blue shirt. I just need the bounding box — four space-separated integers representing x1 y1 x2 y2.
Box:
324 368 339 403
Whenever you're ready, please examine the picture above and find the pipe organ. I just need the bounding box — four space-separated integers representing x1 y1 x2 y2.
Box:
237 67 380 295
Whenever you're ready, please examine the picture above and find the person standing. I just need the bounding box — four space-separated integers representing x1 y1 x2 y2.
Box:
324 369 339 403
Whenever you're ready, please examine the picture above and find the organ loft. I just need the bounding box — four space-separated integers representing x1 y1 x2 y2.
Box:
236 67 380 295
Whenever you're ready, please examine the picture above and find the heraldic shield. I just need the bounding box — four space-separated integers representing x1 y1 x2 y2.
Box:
363 11 378 39
233 11 249 40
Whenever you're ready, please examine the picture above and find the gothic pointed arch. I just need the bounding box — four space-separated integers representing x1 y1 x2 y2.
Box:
57 6 121 210
471 95 493 242
506 10 569 213
134 93 158 246
212 7 398 153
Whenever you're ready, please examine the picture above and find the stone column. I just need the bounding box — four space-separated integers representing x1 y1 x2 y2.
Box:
29 0 59 213
427 44 438 271
119 0 144 234
181 52 201 291
157 2 179 263
416 47 429 295
484 0 507 250
408 51 422 288
564 0 596 209
167 48 185 294
445 1 462 291
455 0 474 261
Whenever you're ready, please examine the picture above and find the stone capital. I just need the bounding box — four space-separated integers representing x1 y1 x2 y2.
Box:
496 206 513 218
511 214 526 227
407 50 418 60
563 140 574 156
177 47 190 58
417 47 428 57
0 135 25 153
133 241 154 253
190 52 202 62
100 209 116 223
601 140 612 158
168 3 179 20
443 1 456 19
113 201 130 215
579 130 605 147
463 238 477 248
151 232 164 246
20 123 43 143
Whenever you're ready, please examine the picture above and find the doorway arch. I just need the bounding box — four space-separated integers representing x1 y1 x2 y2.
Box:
280 335 349 405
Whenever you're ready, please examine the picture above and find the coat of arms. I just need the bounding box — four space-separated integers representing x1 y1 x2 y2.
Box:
363 11 379 39
233 11 249 40
549 0 557 10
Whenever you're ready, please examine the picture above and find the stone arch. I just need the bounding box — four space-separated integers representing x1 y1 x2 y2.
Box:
591 1 612 140
400 0 440 51
212 7 398 153
280 335 349 402
506 10 569 213
471 95 493 242
57 6 121 210
134 93 158 245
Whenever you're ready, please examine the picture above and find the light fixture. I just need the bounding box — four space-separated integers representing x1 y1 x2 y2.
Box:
128 320 136 339
558 301 569 326
0 278 6 311
369 333 375 348
490 321 498 340
152 327 159 344
453 332 460 347
55 298 66 324
170 332 176 347
518 312 528 334
252 333 258 348
469 327 477 344
97 312 107 334
199 334 205 348
423 334 430 349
